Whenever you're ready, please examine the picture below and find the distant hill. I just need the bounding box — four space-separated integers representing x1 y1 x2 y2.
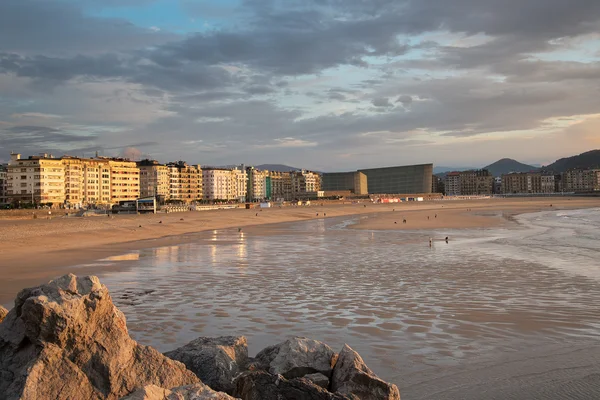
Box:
433 166 475 175
542 150 600 172
254 164 302 172
484 158 538 176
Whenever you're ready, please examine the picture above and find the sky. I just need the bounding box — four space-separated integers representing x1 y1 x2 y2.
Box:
1 0 599 171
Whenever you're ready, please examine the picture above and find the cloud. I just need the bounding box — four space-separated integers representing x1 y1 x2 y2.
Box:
1 0 600 170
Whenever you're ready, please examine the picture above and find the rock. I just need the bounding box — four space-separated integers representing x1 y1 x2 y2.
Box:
120 385 171 400
0 306 7 323
122 383 238 400
254 337 338 379
0 274 199 400
331 345 400 400
304 373 330 389
165 336 248 394
233 370 348 400
170 383 240 400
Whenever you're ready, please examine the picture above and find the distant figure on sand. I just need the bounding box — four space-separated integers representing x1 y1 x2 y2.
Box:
435 214 437 218
429 238 432 247
445 236 449 243
403 219 407 224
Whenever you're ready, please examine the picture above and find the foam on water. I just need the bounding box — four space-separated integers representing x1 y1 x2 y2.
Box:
456 208 600 280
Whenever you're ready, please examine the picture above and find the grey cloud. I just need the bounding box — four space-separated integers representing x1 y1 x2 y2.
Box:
397 95 412 106
0 0 176 55
372 98 392 108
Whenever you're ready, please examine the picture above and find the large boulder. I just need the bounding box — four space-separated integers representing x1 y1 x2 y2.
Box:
254 337 338 379
0 306 8 323
122 383 238 400
120 385 171 400
0 274 199 400
331 345 400 400
165 336 248 394
233 370 348 400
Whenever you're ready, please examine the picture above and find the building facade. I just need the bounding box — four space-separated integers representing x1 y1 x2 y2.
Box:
231 167 248 202
246 167 269 201
459 169 494 196
322 171 368 195
106 159 140 203
358 164 433 194
502 172 542 194
7 153 66 206
167 161 202 203
138 159 170 202
270 171 293 201
61 157 113 207
563 169 600 192
202 168 233 201
0 165 7 204
444 172 461 196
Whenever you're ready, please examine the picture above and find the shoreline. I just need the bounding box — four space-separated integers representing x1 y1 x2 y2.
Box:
1 197 599 305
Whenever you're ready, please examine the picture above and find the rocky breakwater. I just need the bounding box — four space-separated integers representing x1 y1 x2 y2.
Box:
0 274 401 400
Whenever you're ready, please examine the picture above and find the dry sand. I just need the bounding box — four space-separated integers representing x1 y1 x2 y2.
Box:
0 197 598 304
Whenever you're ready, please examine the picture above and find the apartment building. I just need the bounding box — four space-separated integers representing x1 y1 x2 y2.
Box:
0 165 7 204
202 168 233 201
231 167 248 202
7 153 66 206
459 169 494 196
138 159 170 201
291 170 321 197
541 174 555 193
167 161 202 203
62 156 112 207
444 172 461 196
246 167 269 201
563 169 600 192
270 171 293 201
502 172 542 194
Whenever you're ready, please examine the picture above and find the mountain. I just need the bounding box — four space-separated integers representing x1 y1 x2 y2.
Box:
542 150 600 172
433 166 475 174
254 164 302 172
484 158 538 176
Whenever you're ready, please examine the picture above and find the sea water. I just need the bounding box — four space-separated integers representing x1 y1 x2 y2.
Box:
91 208 600 399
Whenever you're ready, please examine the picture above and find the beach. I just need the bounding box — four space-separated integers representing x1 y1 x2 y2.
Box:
1 196 600 398
1 197 599 305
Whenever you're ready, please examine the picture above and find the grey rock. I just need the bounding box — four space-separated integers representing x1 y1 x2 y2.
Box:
0 274 199 400
254 337 338 379
122 383 239 400
170 383 240 399
165 336 248 394
331 345 400 400
0 306 7 323
305 373 330 389
233 370 348 400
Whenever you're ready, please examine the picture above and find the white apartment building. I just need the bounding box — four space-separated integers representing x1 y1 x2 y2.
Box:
7 153 66 206
246 168 269 201
202 168 233 201
231 167 248 202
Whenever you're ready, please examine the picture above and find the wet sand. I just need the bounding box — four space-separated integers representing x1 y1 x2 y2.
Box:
0 197 599 305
